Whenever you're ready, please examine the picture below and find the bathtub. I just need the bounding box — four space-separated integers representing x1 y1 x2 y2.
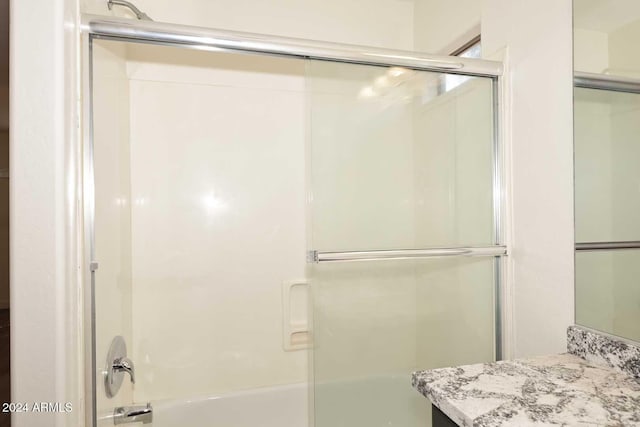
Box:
147 375 428 427
149 383 309 427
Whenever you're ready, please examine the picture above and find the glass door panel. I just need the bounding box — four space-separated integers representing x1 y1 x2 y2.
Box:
307 60 499 427
310 258 495 427
307 60 496 252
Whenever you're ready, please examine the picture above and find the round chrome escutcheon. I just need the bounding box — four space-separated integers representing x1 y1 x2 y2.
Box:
105 336 127 398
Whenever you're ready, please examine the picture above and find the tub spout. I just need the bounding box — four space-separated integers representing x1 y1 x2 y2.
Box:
113 402 152 425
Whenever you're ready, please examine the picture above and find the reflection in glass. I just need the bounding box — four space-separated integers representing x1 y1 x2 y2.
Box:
574 88 640 243
576 250 640 342
574 80 640 343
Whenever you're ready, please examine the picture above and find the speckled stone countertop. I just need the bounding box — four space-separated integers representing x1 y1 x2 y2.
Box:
412 326 640 426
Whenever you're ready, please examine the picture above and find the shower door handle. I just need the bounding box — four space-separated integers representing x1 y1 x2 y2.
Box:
308 246 507 263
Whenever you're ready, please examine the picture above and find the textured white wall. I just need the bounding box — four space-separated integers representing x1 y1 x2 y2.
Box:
482 0 575 358
10 0 83 426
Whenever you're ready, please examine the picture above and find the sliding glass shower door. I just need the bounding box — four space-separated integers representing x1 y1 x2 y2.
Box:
86 22 503 427
307 61 501 427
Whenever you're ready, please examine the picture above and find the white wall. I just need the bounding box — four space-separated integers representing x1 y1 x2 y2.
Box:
82 0 414 51
482 0 575 358
414 0 481 54
10 0 83 426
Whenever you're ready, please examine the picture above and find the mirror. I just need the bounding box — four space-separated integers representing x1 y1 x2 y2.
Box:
573 0 640 342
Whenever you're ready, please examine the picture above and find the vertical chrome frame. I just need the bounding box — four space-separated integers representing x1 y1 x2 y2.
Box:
82 32 98 427
492 76 505 361
81 15 506 425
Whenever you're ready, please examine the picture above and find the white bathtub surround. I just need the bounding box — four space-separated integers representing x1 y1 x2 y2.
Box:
412 327 640 426
149 383 308 427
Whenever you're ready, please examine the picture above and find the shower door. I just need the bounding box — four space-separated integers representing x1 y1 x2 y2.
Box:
85 19 504 427
306 60 502 427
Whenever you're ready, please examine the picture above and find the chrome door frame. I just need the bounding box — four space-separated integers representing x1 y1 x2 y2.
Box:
81 16 507 426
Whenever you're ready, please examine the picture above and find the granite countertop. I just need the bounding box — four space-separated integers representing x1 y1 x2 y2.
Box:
412 326 640 426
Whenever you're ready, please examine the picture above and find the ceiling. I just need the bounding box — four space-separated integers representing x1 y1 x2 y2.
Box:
574 0 640 33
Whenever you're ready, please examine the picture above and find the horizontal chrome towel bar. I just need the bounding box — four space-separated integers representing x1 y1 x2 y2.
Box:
81 14 503 77
574 71 640 94
308 246 507 263
575 241 640 251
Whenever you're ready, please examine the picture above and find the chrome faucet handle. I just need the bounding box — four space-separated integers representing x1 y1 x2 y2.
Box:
112 357 135 384
106 336 134 398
